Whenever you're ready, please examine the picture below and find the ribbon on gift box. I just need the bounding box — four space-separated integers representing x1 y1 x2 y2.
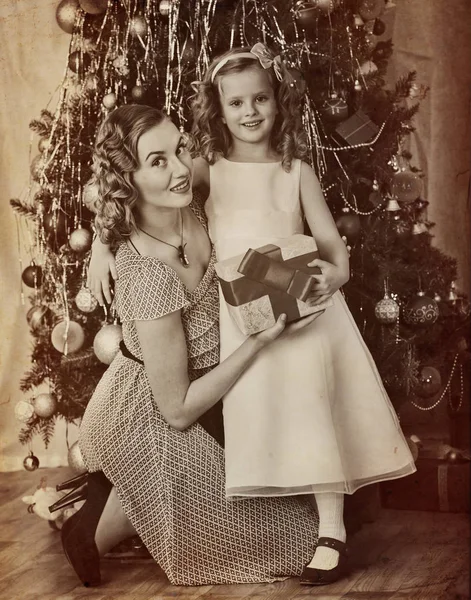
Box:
219 244 321 323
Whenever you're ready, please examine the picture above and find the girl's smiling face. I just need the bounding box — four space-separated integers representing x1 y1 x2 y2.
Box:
218 67 278 150
132 119 193 210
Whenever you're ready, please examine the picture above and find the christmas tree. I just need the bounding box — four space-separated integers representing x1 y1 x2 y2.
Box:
11 0 470 470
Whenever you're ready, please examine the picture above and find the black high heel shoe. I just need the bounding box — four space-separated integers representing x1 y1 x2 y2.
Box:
56 472 88 492
49 482 88 514
300 537 349 586
61 471 112 587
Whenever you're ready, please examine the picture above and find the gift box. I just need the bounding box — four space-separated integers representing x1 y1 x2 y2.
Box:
334 110 379 147
381 458 470 513
215 234 333 336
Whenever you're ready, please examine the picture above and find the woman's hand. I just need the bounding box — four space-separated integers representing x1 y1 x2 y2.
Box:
86 240 117 306
307 258 349 306
251 311 323 350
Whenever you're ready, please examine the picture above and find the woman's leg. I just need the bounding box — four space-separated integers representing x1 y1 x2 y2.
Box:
307 492 346 569
94 486 137 555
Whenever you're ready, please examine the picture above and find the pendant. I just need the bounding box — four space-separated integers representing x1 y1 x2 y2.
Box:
178 244 190 268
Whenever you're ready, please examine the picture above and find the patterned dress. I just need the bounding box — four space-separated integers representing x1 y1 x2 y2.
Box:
79 203 318 586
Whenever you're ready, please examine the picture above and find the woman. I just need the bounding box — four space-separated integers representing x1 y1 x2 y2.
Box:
62 104 319 588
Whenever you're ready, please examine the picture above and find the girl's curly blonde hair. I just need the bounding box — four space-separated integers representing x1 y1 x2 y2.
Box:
190 47 308 172
92 104 166 248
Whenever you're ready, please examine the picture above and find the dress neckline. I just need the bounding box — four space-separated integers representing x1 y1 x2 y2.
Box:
222 157 282 165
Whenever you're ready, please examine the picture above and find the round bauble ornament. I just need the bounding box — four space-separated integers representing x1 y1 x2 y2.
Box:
15 400 34 423
33 393 57 419
129 15 148 38
391 170 422 203
68 441 87 474
79 0 108 14
322 94 348 122
69 227 93 253
131 85 146 101
23 452 40 472
82 180 99 213
51 320 85 354
75 287 98 313
403 292 439 326
287 69 306 95
22 264 43 288
27 304 51 332
159 0 171 15
38 137 50 153
30 155 45 181
102 92 117 110
375 294 400 324
294 1 318 27
68 50 92 74
93 323 123 365
357 0 384 21
373 18 386 36
335 211 361 244
414 365 442 398
358 60 378 76
56 0 79 34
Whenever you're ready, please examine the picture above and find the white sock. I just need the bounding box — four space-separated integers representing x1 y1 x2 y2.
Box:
307 493 346 570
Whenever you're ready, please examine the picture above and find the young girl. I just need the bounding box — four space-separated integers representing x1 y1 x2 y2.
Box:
89 45 416 585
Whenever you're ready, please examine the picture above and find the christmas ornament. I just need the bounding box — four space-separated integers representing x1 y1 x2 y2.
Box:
354 79 362 92
129 16 148 38
447 281 458 303
15 400 34 423
33 393 57 419
131 85 146 101
312 0 339 13
372 179 379 191
373 18 386 35
357 0 384 21
69 227 93 252
23 452 40 472
51 320 85 354
30 155 45 181
79 0 108 15
403 292 439 326
375 293 400 324
113 54 130 77
68 441 87 474
414 366 442 398
38 138 50 153
335 210 361 244
434 293 442 303
391 213 411 239
82 180 99 212
56 0 79 34
159 0 171 16
102 92 117 110
75 287 98 313
322 94 349 122
93 323 123 365
358 60 378 76
385 197 400 212
68 51 92 74
412 222 428 235
287 69 306 95
391 170 422 203
26 304 51 332
293 1 318 26
22 264 43 288
353 14 364 27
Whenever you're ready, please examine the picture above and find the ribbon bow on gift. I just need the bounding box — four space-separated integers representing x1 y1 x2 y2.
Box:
250 42 284 82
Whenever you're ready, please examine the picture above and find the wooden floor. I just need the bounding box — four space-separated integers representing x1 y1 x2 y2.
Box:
0 468 469 600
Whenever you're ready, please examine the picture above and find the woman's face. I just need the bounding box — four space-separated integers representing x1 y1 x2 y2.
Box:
133 119 193 211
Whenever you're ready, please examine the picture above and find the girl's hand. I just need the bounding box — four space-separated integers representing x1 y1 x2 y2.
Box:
86 241 117 306
307 258 348 306
251 311 323 350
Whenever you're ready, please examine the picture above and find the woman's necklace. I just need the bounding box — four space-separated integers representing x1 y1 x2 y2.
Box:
137 209 190 268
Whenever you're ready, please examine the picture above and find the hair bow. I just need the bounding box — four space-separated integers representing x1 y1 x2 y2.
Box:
250 42 284 82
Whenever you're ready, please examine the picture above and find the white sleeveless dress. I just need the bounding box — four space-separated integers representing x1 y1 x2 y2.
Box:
206 158 416 498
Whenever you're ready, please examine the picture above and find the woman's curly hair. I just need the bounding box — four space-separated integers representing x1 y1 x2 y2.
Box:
92 104 166 248
190 46 308 172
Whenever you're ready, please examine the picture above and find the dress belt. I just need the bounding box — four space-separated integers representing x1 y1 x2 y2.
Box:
119 340 144 365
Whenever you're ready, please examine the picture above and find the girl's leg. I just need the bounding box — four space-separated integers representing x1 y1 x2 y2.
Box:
307 492 346 570
94 486 137 555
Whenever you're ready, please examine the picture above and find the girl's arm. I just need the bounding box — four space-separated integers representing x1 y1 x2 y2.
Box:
87 236 117 306
136 309 317 430
299 162 350 304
